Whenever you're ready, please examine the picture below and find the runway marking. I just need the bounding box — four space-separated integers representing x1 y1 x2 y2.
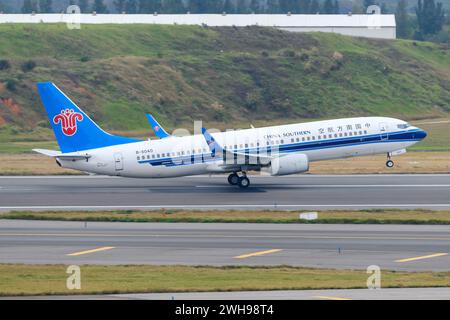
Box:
314 296 352 301
2 204 450 210
67 246 115 256
234 249 283 259
395 253 448 263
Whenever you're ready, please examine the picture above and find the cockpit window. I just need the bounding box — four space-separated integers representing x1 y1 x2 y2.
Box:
397 123 410 129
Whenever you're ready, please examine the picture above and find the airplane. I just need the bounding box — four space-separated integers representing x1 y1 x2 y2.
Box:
34 82 427 189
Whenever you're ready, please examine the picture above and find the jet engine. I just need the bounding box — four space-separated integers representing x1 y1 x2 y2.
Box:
270 154 309 176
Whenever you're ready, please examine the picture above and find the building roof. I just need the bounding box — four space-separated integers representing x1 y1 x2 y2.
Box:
0 14 396 27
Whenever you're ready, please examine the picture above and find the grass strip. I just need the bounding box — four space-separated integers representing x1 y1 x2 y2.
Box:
2 209 450 225
1 264 449 296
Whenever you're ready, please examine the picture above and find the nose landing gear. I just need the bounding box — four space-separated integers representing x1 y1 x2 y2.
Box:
227 172 250 188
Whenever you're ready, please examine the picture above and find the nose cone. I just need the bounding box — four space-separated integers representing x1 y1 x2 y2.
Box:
416 128 428 140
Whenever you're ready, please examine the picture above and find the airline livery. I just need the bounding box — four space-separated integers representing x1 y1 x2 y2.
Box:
34 83 427 188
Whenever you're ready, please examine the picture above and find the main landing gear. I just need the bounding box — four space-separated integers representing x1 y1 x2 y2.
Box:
227 172 250 189
386 153 395 168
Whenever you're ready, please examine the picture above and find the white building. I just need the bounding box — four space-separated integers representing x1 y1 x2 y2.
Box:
0 14 396 39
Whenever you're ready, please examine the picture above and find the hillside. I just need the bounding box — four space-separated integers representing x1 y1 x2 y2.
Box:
0 24 449 141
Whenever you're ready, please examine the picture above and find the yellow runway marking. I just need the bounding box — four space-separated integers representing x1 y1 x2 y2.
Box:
67 246 115 256
234 249 282 259
314 296 352 301
395 253 448 263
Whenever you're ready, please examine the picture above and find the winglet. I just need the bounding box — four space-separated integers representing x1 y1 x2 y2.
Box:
201 127 223 156
146 114 171 139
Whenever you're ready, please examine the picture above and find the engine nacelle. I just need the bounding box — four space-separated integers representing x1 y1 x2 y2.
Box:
270 154 309 176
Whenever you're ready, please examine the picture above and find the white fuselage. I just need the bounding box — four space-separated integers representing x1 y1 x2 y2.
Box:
58 117 425 178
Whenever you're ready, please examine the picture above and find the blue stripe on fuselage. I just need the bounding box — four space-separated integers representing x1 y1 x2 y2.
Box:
137 129 422 167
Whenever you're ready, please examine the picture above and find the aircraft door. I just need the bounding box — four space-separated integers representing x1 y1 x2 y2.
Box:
114 153 124 171
379 122 388 140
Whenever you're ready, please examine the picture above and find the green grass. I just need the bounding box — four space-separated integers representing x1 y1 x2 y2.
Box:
3 209 450 225
0 24 449 144
1 264 449 296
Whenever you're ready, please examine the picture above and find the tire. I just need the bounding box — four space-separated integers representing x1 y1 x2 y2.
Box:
238 176 250 189
386 160 394 168
228 173 239 185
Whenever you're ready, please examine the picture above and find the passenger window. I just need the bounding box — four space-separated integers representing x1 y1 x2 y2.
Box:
137 156 140 160
334 134 338 138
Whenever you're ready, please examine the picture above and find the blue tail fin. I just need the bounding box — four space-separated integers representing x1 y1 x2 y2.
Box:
146 113 171 139
37 82 140 153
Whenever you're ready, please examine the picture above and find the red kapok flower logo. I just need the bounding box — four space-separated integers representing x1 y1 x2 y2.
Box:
53 109 83 136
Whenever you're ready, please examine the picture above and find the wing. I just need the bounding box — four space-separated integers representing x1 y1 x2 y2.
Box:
201 128 272 170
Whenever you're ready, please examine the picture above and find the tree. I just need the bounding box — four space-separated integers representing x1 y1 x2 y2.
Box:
188 0 202 13
323 0 334 13
416 0 445 36
39 0 52 12
92 0 108 13
309 0 320 13
162 0 184 13
126 0 137 13
299 0 311 13
204 0 219 13
139 0 162 13
333 0 339 13
78 0 89 12
351 0 364 13
364 0 376 9
267 0 280 13
396 0 409 38
250 0 260 13
22 0 38 13
279 0 298 13
114 0 126 12
236 0 249 13
223 0 235 13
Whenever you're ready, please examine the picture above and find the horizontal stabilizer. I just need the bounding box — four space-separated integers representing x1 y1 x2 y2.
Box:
33 149 61 157
33 149 91 160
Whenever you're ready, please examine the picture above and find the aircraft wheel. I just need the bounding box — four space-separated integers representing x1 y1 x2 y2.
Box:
386 160 394 168
228 173 239 185
238 176 250 189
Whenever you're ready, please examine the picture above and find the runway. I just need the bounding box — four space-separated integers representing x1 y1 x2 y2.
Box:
1 174 450 210
3 288 450 300
1 220 449 271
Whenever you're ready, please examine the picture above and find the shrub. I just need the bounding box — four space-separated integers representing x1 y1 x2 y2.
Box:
0 59 11 70
5 79 17 91
21 60 36 72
